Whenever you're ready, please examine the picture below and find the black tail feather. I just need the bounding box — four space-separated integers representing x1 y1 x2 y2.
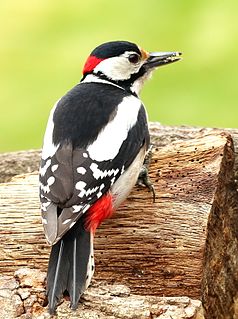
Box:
46 217 92 314
66 218 91 309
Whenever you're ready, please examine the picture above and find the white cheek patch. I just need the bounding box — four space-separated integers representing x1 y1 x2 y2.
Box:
87 95 141 161
94 55 140 81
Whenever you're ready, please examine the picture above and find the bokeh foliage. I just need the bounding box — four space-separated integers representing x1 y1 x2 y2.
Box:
1 0 238 151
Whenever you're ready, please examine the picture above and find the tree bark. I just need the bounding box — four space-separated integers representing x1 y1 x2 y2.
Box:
0 149 41 183
1 124 238 319
0 268 204 319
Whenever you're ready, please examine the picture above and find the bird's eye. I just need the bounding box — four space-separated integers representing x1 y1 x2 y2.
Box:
128 53 140 64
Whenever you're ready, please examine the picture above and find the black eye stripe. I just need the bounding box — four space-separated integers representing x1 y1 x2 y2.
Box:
128 53 140 64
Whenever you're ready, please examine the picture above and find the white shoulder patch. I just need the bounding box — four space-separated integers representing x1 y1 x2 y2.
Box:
87 95 141 161
41 100 60 160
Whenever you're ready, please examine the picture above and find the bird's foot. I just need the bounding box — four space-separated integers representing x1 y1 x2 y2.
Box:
137 146 156 203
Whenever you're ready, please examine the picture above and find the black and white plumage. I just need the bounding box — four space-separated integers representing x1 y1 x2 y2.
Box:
39 40 181 313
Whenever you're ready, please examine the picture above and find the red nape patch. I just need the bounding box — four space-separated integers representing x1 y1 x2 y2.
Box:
85 193 113 234
83 55 105 74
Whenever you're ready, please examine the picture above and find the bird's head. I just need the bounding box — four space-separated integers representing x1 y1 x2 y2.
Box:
82 41 182 95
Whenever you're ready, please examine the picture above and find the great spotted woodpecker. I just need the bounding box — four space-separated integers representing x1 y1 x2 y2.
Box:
39 40 181 314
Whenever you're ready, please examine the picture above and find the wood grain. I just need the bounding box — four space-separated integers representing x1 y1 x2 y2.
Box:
1 124 238 318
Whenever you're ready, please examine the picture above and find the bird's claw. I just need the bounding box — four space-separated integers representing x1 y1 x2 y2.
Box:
137 146 156 203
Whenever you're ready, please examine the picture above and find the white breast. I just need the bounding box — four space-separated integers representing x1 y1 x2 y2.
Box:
111 146 146 209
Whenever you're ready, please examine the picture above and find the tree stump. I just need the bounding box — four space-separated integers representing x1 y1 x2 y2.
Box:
1 124 238 319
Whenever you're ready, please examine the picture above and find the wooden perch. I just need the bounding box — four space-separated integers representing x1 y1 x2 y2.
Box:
1 124 238 319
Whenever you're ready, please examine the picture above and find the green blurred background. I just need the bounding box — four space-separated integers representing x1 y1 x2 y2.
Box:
1 0 238 152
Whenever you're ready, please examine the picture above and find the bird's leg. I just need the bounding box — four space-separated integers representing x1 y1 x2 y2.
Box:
137 145 156 202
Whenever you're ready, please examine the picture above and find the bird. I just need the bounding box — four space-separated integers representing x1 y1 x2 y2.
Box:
39 40 181 314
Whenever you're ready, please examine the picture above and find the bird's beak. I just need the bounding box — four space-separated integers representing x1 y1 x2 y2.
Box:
144 51 182 70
